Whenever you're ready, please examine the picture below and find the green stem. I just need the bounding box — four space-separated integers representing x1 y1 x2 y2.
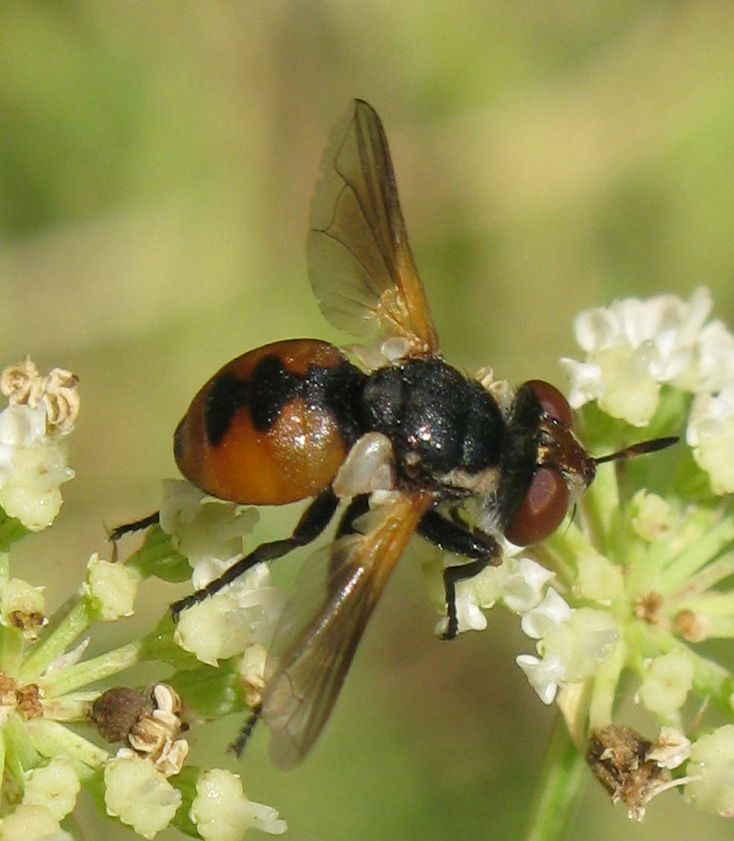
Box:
19 599 92 682
659 517 734 595
0 727 5 797
25 719 108 776
42 640 145 697
0 517 28 550
578 465 619 556
1 628 23 675
524 716 586 841
588 639 625 730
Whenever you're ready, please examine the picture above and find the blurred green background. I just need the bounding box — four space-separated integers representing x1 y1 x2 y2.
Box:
2 2 734 839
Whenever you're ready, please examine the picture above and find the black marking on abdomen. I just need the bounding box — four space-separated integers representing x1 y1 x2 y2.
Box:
204 371 250 445
249 356 301 430
202 354 364 448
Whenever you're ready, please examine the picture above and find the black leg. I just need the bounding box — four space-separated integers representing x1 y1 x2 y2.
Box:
109 511 160 542
171 487 339 621
335 494 370 537
417 509 502 640
230 705 262 758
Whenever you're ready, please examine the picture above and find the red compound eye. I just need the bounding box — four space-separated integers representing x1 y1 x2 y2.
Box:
524 380 573 427
505 466 570 546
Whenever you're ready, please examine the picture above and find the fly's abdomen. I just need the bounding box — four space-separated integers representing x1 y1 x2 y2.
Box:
174 339 365 505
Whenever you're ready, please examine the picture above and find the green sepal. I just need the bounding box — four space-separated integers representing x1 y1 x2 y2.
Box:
0 508 29 551
82 767 108 821
4 713 42 795
169 765 204 839
127 525 191 583
168 659 245 718
140 615 202 671
577 386 688 453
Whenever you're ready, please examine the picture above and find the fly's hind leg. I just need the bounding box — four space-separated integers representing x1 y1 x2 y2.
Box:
171 487 339 621
417 509 503 640
228 492 367 759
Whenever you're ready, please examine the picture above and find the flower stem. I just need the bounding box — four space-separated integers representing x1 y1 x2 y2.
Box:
19 598 92 682
41 640 145 697
524 716 586 841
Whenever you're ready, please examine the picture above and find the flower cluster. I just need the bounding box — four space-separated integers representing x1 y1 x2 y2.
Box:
423 288 734 821
0 362 286 839
5 287 734 835
0 358 77 531
560 287 734 493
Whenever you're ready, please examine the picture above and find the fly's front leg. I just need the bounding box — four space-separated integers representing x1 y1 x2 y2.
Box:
109 511 160 541
171 487 339 621
417 509 502 640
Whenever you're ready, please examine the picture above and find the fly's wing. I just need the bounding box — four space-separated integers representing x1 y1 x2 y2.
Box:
307 100 439 356
261 490 433 770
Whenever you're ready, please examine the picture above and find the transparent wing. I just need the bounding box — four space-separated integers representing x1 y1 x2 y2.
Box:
261 490 433 769
307 99 439 355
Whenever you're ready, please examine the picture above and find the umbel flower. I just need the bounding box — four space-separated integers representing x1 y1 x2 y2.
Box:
0 363 286 839
2 287 734 839
423 287 734 824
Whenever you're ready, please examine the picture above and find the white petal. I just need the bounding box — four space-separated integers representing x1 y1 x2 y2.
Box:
516 653 565 704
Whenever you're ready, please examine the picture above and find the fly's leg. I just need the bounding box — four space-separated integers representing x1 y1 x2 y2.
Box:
228 492 367 757
109 511 160 541
417 509 502 640
171 487 339 621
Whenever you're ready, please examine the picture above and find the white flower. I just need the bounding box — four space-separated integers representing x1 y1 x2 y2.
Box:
639 651 695 717
104 753 181 839
569 344 660 426
518 607 618 703
435 581 488 636
0 374 77 531
191 768 287 839
685 725 734 817
541 608 618 683
695 320 734 391
158 480 258 568
427 552 555 637
500 556 555 614
0 577 46 638
22 758 80 821
193 559 284 640
0 403 47 463
175 593 253 665
561 288 734 426
84 553 140 620
521 588 571 639
175 561 282 664
687 386 734 494
0 401 74 531
574 551 624 604
0 803 73 840
516 653 566 704
629 491 672 541
125 685 189 777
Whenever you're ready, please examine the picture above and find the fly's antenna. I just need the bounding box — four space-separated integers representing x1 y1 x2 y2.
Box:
593 436 679 466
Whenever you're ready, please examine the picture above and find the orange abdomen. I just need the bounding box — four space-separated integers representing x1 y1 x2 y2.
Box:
174 339 365 505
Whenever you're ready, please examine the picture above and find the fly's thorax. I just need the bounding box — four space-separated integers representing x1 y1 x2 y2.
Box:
360 357 506 493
